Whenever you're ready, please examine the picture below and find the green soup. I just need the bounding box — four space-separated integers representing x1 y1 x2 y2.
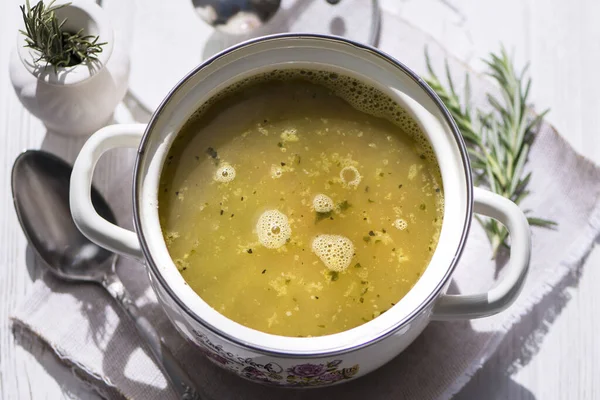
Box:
159 70 443 337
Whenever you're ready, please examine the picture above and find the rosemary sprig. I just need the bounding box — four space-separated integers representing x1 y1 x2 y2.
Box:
425 48 557 257
19 0 106 72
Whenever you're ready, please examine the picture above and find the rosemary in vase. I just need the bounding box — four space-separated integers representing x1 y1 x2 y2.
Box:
19 0 106 71
425 49 556 257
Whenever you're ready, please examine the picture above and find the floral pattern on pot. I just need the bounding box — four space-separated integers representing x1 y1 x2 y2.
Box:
192 330 359 386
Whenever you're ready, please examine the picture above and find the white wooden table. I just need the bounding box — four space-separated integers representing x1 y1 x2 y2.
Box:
1 0 599 398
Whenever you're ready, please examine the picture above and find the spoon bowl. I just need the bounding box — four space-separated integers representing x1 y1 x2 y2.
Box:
12 150 115 282
11 150 202 398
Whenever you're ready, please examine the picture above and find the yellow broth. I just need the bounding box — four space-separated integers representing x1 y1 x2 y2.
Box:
159 73 443 337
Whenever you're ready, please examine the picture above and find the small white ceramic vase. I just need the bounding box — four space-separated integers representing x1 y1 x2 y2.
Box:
9 0 130 137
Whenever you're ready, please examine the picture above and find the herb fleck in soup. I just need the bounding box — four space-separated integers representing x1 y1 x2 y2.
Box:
159 70 444 337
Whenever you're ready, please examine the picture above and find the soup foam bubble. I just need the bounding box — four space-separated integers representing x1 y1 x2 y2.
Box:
256 210 291 249
393 218 408 230
311 234 355 272
313 194 334 213
340 166 362 186
214 163 236 182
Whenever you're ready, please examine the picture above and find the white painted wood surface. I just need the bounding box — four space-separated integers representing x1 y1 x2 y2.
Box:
1 0 599 398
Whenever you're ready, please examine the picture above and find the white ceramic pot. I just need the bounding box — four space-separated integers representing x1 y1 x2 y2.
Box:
9 0 129 137
69 34 531 387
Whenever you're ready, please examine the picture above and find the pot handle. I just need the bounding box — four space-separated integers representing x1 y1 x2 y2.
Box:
431 187 532 320
70 124 146 260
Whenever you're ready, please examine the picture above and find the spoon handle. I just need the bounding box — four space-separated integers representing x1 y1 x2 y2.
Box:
102 273 204 400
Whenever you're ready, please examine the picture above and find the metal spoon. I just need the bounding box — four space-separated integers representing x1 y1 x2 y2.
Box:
192 0 282 34
192 0 381 48
11 150 202 400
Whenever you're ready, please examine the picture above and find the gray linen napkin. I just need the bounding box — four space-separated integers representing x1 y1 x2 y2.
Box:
11 11 600 400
